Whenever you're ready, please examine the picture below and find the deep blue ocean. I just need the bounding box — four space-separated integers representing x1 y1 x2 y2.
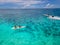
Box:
0 8 60 45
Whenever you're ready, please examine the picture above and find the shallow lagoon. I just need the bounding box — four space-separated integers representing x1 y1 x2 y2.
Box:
0 9 60 45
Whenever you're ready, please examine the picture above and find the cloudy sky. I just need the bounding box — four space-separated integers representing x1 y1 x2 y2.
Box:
0 0 60 9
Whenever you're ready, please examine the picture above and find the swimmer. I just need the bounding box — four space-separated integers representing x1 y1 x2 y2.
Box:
19 26 26 28
52 16 54 17
11 25 18 30
19 26 21 28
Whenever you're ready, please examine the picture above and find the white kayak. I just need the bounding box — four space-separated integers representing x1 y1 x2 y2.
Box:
48 16 60 20
11 26 26 30
44 14 60 20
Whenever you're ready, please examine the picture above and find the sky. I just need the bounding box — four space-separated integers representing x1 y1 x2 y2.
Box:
0 0 60 9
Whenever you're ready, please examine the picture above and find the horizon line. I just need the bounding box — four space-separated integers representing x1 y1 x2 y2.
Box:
0 8 60 10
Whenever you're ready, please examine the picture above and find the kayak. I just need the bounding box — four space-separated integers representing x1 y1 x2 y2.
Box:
44 14 60 20
11 26 26 30
48 16 60 20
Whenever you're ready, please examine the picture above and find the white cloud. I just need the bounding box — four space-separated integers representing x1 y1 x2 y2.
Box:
45 3 54 8
0 0 45 8
16 1 45 8
0 0 52 8
0 0 44 2
0 0 22 2
22 1 42 8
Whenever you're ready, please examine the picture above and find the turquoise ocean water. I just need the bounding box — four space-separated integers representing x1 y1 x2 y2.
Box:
0 9 60 45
